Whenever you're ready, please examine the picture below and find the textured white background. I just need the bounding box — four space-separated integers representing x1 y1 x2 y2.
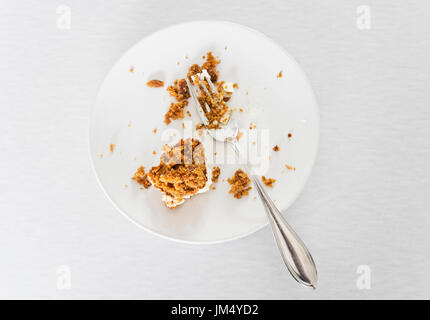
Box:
0 0 429 299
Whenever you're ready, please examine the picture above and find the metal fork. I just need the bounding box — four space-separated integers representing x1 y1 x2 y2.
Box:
186 75 318 289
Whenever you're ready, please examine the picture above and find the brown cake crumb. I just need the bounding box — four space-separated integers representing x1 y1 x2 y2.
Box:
167 78 190 101
148 138 209 208
152 150 156 155
288 133 292 138
192 52 231 129
196 123 205 130
164 78 190 124
212 167 221 182
164 101 188 124
110 143 116 152
273 145 280 152
227 169 252 199
262 176 276 188
132 166 152 189
164 52 232 129
277 70 283 78
153 128 157 134
285 164 296 171
146 80 164 88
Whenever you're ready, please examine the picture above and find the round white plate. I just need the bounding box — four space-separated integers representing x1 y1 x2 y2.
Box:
90 21 319 244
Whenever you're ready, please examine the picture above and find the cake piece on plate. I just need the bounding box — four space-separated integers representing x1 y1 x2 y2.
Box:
148 138 212 208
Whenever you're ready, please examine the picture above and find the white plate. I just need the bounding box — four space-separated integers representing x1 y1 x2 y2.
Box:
90 21 319 244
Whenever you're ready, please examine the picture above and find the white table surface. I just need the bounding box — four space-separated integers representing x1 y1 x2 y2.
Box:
1 0 429 299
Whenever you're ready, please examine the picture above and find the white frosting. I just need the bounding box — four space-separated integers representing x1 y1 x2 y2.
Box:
222 82 235 93
161 168 212 208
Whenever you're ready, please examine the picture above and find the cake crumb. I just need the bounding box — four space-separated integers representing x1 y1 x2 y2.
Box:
288 133 292 138
233 83 239 89
100 153 103 158
212 167 221 182
128 122 132 127
110 143 116 152
129 66 134 73
186 110 192 117
285 164 296 171
153 128 157 134
166 52 230 129
165 78 190 124
196 123 205 130
236 131 244 141
262 176 276 188
152 150 156 155
146 80 164 88
239 108 243 112
132 166 152 189
277 70 283 78
227 169 252 199
224 46 228 50
273 145 280 152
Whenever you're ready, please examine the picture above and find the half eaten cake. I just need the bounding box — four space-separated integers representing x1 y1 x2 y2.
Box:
148 138 212 208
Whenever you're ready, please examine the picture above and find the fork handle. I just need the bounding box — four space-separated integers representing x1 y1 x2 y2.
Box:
229 141 318 289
